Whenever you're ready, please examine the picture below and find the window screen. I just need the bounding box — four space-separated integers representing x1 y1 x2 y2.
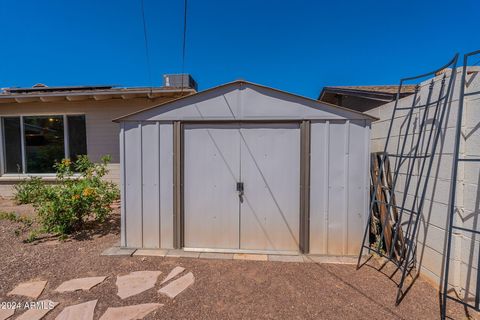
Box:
67 115 87 161
3 117 22 173
2 115 88 174
24 116 65 173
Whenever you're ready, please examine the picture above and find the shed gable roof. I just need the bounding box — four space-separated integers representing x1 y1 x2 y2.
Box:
113 80 378 122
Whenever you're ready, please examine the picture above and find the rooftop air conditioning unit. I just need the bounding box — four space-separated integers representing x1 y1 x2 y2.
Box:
163 74 197 91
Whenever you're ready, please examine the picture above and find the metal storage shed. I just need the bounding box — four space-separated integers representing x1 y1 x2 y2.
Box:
114 80 376 256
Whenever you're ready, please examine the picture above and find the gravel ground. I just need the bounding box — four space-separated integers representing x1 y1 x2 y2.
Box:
0 199 476 320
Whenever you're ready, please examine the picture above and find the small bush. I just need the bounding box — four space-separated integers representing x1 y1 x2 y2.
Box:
0 211 33 238
0 211 16 221
14 177 45 204
25 230 39 243
13 155 119 237
0 211 32 225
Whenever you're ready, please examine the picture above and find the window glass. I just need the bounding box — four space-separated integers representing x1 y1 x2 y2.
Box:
67 115 87 161
24 116 65 173
3 117 22 173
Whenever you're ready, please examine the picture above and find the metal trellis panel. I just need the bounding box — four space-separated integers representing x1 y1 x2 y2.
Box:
442 49 480 319
357 54 459 305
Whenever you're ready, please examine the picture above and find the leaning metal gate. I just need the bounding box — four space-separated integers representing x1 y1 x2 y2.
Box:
357 54 459 305
442 50 480 319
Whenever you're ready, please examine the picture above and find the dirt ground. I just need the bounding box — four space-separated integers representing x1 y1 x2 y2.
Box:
0 198 476 320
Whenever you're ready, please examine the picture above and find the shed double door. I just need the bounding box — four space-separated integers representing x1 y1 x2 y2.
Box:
184 123 300 252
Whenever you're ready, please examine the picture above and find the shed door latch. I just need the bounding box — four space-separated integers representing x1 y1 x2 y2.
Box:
236 182 244 193
236 182 244 202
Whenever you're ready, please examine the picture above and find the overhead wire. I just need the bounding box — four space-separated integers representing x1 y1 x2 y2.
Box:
140 0 153 96
181 0 188 92
140 0 189 95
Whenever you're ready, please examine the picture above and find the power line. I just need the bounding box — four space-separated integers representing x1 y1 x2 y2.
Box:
140 0 153 93
181 0 188 87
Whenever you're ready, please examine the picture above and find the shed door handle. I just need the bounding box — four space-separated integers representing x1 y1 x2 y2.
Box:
236 182 244 193
236 182 244 203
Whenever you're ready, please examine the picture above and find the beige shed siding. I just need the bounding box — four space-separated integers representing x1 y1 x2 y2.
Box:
0 97 177 197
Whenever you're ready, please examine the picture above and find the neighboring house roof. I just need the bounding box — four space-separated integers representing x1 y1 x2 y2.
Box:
319 85 416 100
0 84 196 104
113 80 379 122
318 85 416 112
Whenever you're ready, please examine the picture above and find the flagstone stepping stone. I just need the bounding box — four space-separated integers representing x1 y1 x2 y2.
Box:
55 277 106 293
99 303 162 320
7 280 47 299
55 299 97 320
161 266 185 284
0 308 14 320
116 271 162 299
16 300 58 320
158 272 194 299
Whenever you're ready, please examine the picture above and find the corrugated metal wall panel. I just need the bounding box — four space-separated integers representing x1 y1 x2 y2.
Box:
120 123 126 247
327 121 347 255
141 123 160 248
309 121 328 254
124 122 142 247
159 123 174 249
309 120 369 255
121 122 176 249
346 120 369 255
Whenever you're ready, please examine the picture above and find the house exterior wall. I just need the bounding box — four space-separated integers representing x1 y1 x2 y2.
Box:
0 97 176 197
119 82 372 255
365 66 480 299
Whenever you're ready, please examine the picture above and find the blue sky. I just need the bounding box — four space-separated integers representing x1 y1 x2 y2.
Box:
1 0 479 98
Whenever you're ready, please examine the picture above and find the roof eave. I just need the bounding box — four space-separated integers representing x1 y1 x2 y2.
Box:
320 87 397 102
0 88 196 104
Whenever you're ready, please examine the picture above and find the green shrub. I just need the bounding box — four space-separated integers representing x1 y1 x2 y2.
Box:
0 211 34 238
0 211 18 221
25 230 39 243
13 155 119 236
0 211 32 225
14 177 45 204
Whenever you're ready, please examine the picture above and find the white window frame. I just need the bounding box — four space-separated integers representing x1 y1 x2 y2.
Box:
0 114 87 177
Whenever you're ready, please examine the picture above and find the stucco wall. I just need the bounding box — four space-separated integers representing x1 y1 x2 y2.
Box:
365 66 480 300
0 97 177 197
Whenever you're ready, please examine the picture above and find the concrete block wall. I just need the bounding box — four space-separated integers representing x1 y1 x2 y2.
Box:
365 66 480 300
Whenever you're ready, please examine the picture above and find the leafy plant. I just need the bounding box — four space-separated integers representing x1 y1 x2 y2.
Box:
25 230 39 243
13 177 45 204
0 211 34 238
12 155 119 237
0 211 32 225
0 211 18 221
